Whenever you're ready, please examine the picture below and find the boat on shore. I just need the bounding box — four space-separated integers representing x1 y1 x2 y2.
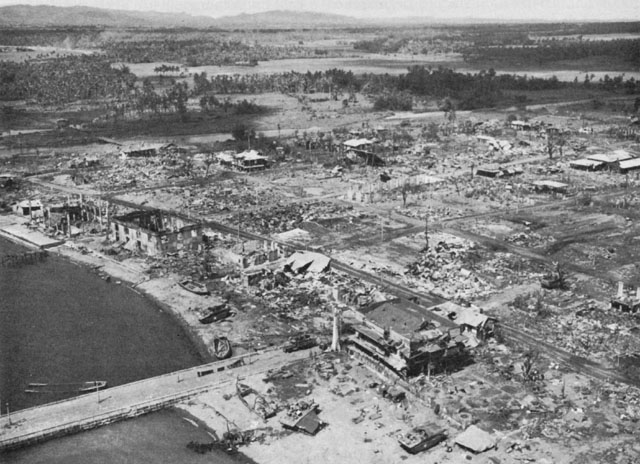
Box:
199 303 231 324
179 279 210 295
25 380 107 394
214 336 232 359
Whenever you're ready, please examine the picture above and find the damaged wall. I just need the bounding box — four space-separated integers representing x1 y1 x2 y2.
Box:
108 210 202 256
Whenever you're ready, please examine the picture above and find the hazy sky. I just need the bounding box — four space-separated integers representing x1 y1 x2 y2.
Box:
1 0 639 21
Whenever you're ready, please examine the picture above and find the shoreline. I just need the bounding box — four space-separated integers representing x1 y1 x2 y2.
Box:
53 242 218 364
0 219 217 364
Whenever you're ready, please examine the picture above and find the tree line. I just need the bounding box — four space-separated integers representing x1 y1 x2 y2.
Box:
191 66 640 111
0 55 134 104
463 38 640 67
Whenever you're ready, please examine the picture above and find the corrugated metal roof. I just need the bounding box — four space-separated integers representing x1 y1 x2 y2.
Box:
343 138 374 148
570 159 603 168
587 153 632 163
619 158 640 170
533 180 568 189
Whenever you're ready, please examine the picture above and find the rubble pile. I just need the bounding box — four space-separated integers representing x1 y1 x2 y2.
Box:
505 230 553 248
226 201 354 235
396 205 458 222
475 252 547 285
144 249 227 279
93 159 172 191
403 234 494 301
314 359 338 380
88 152 206 191
509 293 640 363
123 181 283 215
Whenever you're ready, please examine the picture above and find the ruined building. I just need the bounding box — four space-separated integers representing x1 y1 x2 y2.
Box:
348 298 469 378
108 210 202 256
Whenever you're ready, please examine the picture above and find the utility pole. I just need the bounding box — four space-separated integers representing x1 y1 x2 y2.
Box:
105 200 110 240
424 213 429 252
6 401 11 425
237 210 241 245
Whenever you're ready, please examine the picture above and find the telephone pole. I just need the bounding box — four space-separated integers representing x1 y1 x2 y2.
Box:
424 212 429 252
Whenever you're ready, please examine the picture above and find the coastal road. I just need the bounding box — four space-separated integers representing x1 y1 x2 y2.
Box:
0 347 313 452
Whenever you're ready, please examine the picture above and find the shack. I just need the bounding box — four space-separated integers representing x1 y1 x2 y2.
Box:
569 159 604 171
0 173 17 188
236 150 268 171
532 180 568 194
12 199 43 217
216 151 236 167
429 301 496 343
618 158 640 174
120 143 168 158
586 152 632 170
510 120 532 131
476 165 523 178
343 138 384 166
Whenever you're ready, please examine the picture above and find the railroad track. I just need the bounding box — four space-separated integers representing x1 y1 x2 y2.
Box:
499 323 633 386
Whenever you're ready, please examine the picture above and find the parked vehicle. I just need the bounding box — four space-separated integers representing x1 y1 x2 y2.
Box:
282 334 317 353
398 424 447 454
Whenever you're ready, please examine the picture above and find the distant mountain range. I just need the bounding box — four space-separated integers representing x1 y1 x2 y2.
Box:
0 5 221 28
0 5 593 29
214 10 360 28
0 5 365 28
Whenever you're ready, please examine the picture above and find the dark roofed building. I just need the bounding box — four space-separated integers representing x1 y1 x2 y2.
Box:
349 298 467 377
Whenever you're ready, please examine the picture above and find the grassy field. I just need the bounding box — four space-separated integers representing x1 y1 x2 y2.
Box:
121 54 464 78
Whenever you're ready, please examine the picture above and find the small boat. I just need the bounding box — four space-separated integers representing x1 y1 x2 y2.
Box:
236 381 277 421
78 380 107 392
214 336 232 360
25 380 107 394
199 304 231 324
179 279 210 295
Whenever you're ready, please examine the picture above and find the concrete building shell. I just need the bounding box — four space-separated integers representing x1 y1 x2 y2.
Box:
108 210 202 256
348 299 468 377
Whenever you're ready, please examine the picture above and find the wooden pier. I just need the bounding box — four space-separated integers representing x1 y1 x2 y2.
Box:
0 347 310 452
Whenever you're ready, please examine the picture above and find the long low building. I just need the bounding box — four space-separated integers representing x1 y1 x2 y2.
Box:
619 158 640 174
216 150 269 171
586 152 632 169
569 159 604 171
532 180 568 194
